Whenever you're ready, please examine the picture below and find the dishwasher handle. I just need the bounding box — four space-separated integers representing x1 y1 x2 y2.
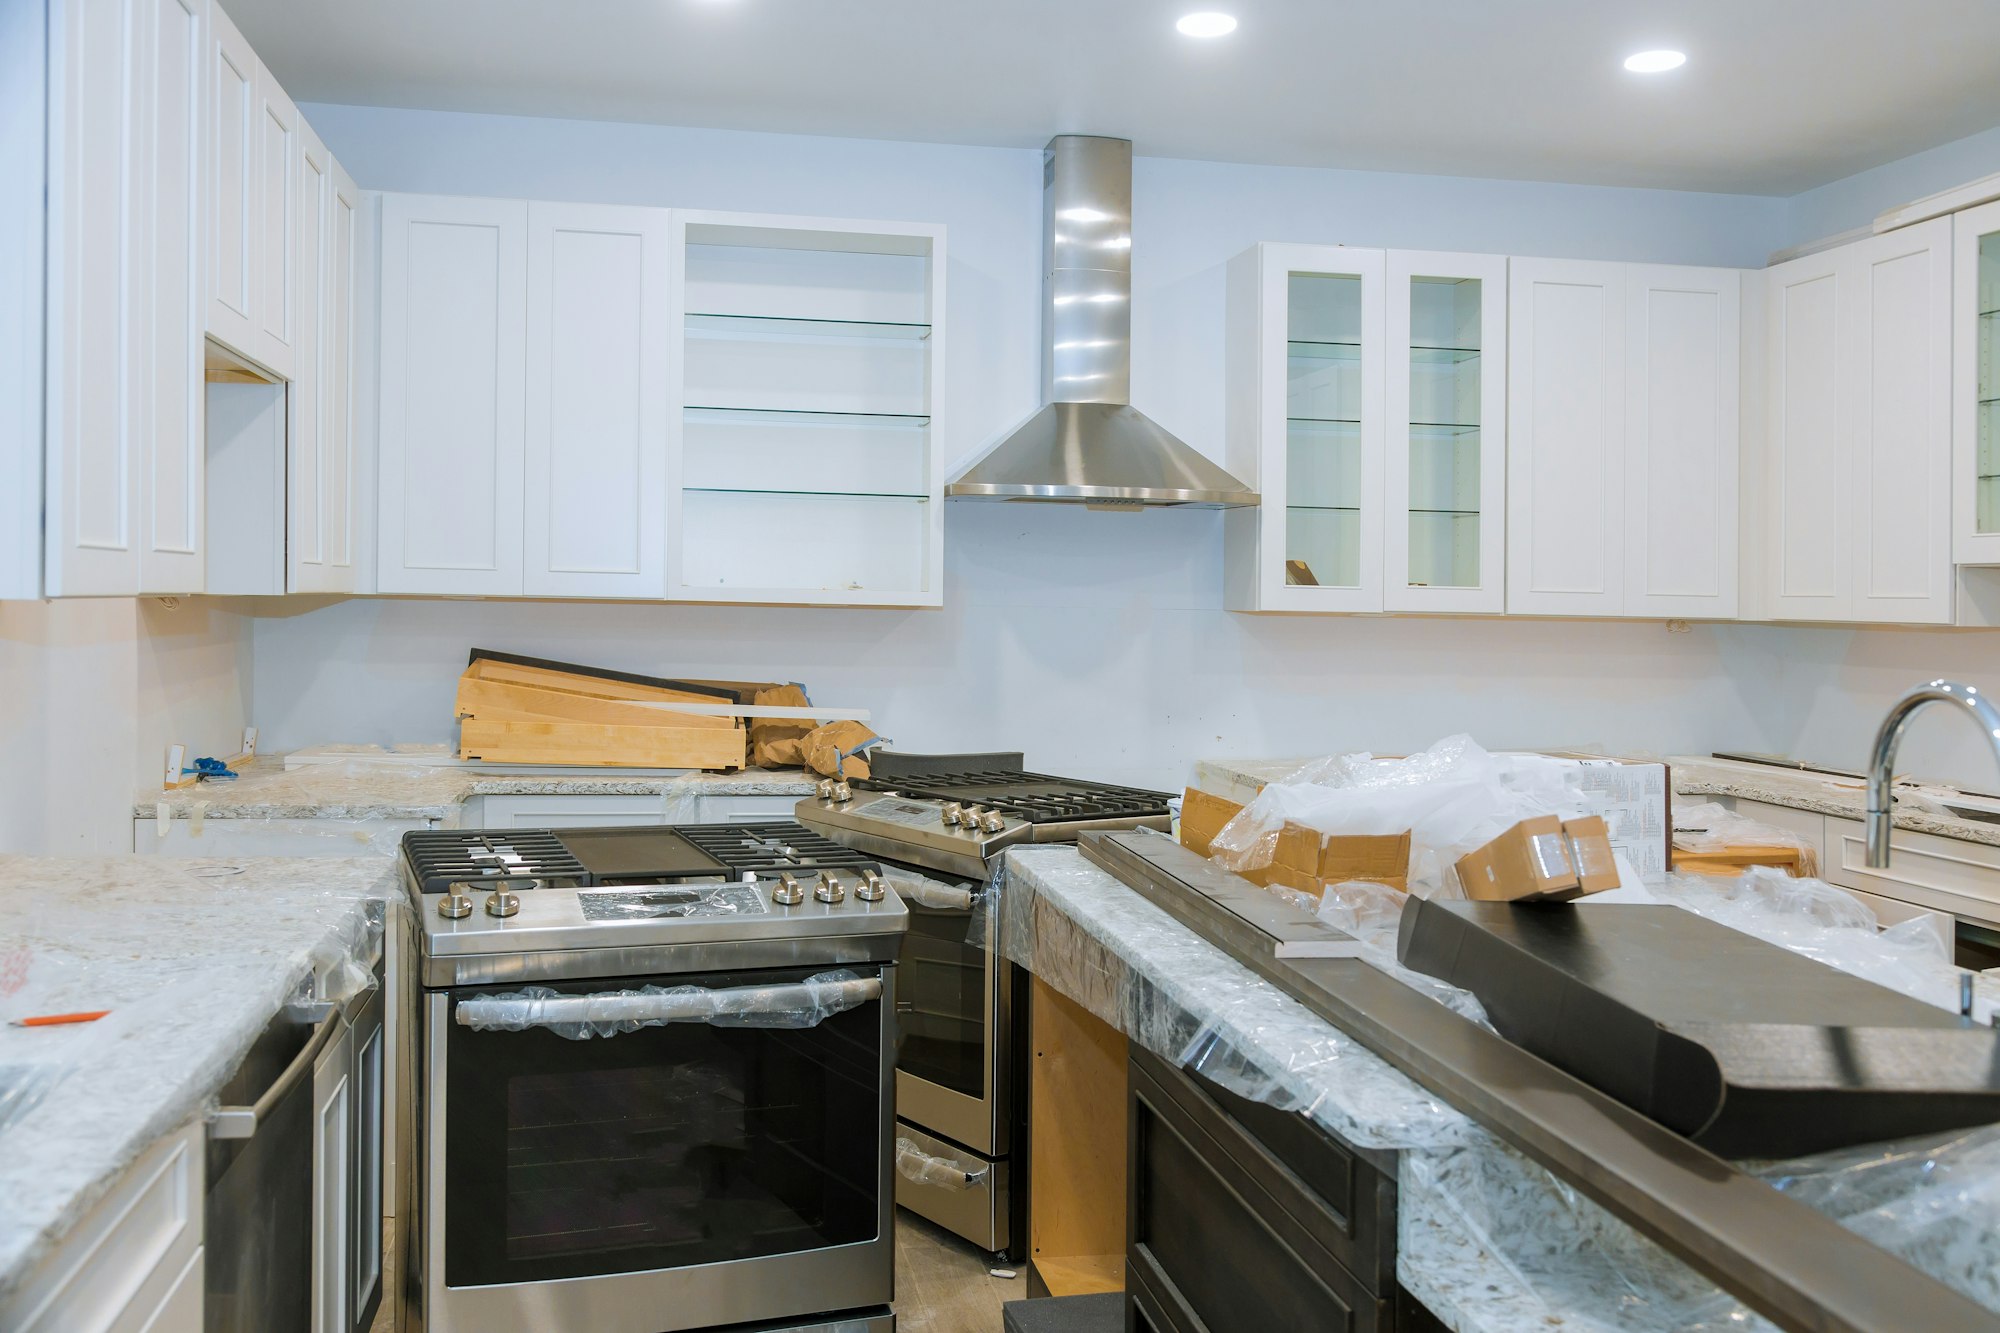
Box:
208 1002 341 1141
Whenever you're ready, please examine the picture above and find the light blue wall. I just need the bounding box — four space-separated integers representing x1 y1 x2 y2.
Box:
1788 121 2000 247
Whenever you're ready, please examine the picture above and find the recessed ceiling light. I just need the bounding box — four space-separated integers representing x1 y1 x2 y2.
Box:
1176 12 1238 38
1623 49 1687 73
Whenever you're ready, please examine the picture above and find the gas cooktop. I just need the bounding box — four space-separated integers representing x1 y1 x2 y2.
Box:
401 823 908 981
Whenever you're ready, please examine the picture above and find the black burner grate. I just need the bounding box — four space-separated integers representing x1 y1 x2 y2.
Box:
855 769 1172 825
678 822 880 875
401 829 587 893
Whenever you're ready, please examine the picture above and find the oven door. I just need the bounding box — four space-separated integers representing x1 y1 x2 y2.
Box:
890 865 1007 1157
422 964 895 1333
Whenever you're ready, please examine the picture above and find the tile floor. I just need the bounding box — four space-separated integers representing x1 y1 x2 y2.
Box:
367 1209 1021 1332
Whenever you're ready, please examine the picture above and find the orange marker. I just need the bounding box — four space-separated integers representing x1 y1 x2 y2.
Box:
11 1010 110 1027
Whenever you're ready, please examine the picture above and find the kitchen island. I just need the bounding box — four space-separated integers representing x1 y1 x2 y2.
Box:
1000 843 2000 1330
0 855 398 1314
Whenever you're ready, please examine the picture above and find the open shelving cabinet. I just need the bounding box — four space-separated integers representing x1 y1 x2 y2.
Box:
668 212 946 606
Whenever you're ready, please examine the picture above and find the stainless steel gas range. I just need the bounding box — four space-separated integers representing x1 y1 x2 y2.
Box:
796 751 1171 1258
400 823 909 1333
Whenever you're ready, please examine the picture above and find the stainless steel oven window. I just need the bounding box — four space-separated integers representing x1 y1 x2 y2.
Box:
437 965 888 1288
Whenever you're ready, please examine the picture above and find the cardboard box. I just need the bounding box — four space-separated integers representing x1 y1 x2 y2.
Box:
1561 815 1621 894
1268 821 1411 897
1456 815 1581 902
1179 787 1246 858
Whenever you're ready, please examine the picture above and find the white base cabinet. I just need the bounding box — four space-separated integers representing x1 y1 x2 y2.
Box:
0 1121 205 1333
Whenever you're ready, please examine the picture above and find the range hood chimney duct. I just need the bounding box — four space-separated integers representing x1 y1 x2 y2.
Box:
945 135 1259 509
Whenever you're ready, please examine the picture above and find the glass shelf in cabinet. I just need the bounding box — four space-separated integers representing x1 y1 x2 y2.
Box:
1408 345 1482 365
1409 507 1480 517
1285 504 1363 513
1288 416 1362 428
684 312 932 341
684 405 931 426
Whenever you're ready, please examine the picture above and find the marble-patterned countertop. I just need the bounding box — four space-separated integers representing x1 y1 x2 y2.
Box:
1001 844 2000 1330
1193 753 2000 849
136 754 819 822
0 855 400 1302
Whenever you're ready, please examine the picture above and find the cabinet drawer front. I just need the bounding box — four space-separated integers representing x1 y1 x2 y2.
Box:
1825 817 2000 927
697 794 807 823
471 794 666 828
11 1123 201 1333
1129 1051 1389 1333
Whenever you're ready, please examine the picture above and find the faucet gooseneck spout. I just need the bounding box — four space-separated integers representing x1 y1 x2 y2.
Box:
1865 680 2000 868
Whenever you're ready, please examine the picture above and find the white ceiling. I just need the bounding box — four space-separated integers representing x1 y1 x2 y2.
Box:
226 0 2000 195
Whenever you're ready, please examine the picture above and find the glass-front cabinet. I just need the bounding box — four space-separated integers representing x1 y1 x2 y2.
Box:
1955 199 2000 566
1223 243 1505 613
1386 252 1507 612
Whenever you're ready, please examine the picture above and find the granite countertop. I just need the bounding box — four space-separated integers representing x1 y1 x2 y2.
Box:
1001 844 2000 1329
0 855 400 1302
136 754 820 822
1194 753 2000 849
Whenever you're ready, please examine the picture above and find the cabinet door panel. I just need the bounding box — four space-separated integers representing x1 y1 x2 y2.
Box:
1763 250 1848 619
288 125 330 587
1850 220 1952 623
290 158 361 593
1506 259 1625 615
1624 265 1739 618
252 61 299 379
139 0 206 594
376 194 528 594
205 1 257 355
312 1030 353 1333
45 0 143 595
1954 199 2000 566
524 202 668 597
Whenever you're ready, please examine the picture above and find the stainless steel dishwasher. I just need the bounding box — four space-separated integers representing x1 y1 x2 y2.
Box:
205 999 338 1331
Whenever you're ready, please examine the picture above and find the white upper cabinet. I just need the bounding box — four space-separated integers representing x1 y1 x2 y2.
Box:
1508 259 1743 619
45 0 207 596
524 202 670 598
669 212 946 606
1506 259 1626 616
1 0 43 598
1760 219 1952 624
1385 250 1507 614
288 155 364 593
251 58 300 380
376 193 529 595
1953 199 2000 566
1223 242 1388 613
1623 265 1740 619
205 0 256 358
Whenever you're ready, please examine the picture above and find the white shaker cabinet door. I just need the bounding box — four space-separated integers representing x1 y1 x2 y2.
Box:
1954 199 2000 566
250 58 300 380
311 1020 354 1333
205 0 258 359
288 155 363 593
288 123 331 589
1762 247 1849 620
0 0 42 598
1623 265 1740 619
523 202 670 598
376 193 528 594
1506 258 1627 616
1848 218 1953 624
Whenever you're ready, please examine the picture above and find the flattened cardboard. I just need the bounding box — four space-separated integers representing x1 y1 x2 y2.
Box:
1179 787 1245 858
1455 815 1580 902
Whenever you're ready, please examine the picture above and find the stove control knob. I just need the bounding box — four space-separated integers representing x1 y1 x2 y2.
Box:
942 802 964 826
439 884 475 919
979 811 1006 834
856 869 887 902
815 778 836 801
831 781 853 804
814 871 846 904
484 889 521 918
771 873 805 907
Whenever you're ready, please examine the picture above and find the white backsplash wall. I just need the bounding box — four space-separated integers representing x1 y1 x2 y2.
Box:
252 505 1799 790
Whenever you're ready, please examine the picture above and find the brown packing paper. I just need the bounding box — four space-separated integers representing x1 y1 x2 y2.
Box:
1455 815 1581 902
749 684 816 769
800 720 880 780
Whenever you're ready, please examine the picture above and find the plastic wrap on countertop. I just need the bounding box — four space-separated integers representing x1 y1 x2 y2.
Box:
896 1136 990 1190
1207 735 1612 897
1671 798 1820 876
996 847 1481 1152
458 969 877 1039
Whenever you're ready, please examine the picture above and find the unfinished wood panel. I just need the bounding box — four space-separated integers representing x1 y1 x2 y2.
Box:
1029 977 1128 1297
455 676 739 731
465 657 730 707
457 719 746 770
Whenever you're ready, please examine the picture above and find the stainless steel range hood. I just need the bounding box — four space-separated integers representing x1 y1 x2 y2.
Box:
946 136 1259 509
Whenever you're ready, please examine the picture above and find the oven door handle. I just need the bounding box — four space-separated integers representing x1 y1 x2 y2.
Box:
454 975 882 1035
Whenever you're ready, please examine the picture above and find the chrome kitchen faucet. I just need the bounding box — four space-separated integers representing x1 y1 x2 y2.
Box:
1866 680 2000 867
